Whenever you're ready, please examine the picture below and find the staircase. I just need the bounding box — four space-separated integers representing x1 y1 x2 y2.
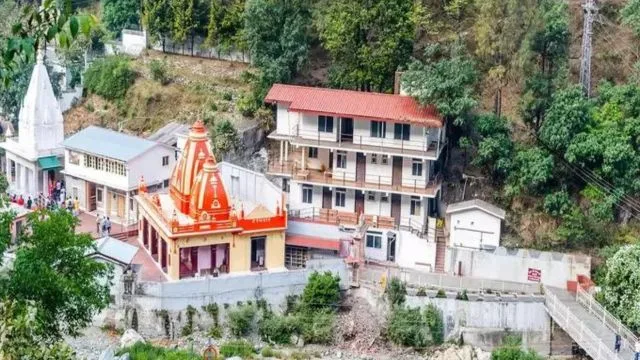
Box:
544 286 635 360
434 238 446 273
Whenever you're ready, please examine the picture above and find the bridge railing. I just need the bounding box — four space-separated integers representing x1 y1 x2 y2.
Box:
545 286 622 360
576 285 638 353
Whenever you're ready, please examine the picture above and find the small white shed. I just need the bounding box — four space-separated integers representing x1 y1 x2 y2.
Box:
446 199 506 250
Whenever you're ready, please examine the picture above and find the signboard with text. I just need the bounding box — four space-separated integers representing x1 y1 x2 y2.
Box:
528 268 542 282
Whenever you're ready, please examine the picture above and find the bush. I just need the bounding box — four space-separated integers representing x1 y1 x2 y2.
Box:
436 289 447 298
84 56 135 100
219 339 255 358
543 190 572 218
180 305 197 337
300 271 341 313
298 310 335 344
416 287 427 297
237 91 260 117
116 342 199 359
208 325 223 339
226 304 256 337
491 335 542 360
386 278 407 306
456 290 469 301
210 119 240 160
285 295 299 315
148 59 170 85
261 346 282 358
259 313 298 344
387 304 444 348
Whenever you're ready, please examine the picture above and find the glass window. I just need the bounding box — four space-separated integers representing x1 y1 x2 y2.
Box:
308 147 318 159
370 121 386 138
381 193 389 202
162 156 170 166
381 155 389 165
302 185 313 204
370 154 377 164
336 151 347 169
318 116 334 133
412 159 423 176
335 188 346 207
366 231 382 248
367 191 376 201
394 123 411 140
410 196 421 216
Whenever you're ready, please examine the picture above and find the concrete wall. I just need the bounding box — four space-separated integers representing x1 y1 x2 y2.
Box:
151 35 251 63
121 30 147 56
445 247 591 288
218 161 283 214
449 209 501 250
396 229 436 271
127 146 175 190
405 296 551 354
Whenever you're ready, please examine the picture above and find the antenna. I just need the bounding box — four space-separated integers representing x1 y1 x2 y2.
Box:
580 0 597 97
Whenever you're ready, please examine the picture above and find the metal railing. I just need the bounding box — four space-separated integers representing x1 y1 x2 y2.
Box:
545 287 623 360
576 285 638 353
362 266 543 294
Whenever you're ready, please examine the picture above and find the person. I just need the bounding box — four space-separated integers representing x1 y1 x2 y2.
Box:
615 334 621 353
96 214 102 233
101 218 107 237
26 196 32 209
106 217 112 236
17 195 24 206
635 341 640 360
73 197 79 215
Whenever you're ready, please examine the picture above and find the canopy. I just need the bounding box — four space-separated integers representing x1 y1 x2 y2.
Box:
37 155 61 170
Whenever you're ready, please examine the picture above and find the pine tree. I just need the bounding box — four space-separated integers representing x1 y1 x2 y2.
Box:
171 0 195 54
143 0 172 51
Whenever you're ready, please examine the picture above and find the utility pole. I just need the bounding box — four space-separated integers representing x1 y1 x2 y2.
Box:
580 0 597 97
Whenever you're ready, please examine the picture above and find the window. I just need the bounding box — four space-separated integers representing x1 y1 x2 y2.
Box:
307 147 318 159
367 191 376 201
302 185 313 204
370 154 378 164
162 156 170 166
69 151 81 165
394 123 411 140
370 121 386 138
335 188 346 207
129 198 134 211
336 151 347 169
366 231 382 249
163 179 170 188
381 155 389 165
381 193 389 202
410 196 421 216
318 115 334 133
96 188 103 203
412 159 423 176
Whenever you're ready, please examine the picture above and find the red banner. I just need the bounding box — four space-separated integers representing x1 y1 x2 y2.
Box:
528 268 542 282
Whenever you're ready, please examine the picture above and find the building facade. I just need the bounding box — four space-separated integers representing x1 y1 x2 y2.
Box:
1 51 65 197
265 84 445 270
135 120 287 280
62 126 175 224
445 199 505 251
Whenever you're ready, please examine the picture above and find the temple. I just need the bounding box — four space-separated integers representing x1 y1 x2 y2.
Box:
135 120 287 280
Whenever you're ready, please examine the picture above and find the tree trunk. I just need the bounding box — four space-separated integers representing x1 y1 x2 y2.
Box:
494 88 502 118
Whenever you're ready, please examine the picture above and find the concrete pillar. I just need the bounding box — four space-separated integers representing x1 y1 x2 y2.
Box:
279 141 284 165
103 185 108 216
168 244 180 280
19 164 26 194
301 146 306 169
125 191 131 225
284 142 289 162
42 170 48 195
5 157 10 180
157 235 163 269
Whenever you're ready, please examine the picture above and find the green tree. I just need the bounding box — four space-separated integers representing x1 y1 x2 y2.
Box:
83 55 135 100
539 86 591 152
385 278 406 307
472 113 514 180
520 0 569 129
209 119 239 160
315 0 418 92
506 146 554 196
244 0 311 106
218 0 246 54
4 210 112 341
543 189 572 218
204 0 223 49
601 244 640 331
622 0 640 37
299 271 340 313
102 0 141 37
171 0 195 49
143 0 172 50
402 43 477 127
490 335 542 360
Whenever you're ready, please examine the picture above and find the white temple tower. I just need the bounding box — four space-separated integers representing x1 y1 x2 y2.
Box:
1 50 65 197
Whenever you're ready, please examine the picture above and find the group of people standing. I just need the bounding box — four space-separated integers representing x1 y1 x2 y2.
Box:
96 214 112 237
614 334 640 359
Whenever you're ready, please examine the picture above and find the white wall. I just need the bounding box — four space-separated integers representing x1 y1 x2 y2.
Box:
365 154 393 185
352 119 431 152
65 175 87 208
401 157 429 188
121 29 146 56
305 147 331 171
396 229 437 271
332 151 356 181
364 191 391 217
332 187 355 212
400 195 426 229
218 162 283 214
449 209 501 249
364 229 388 262
275 105 300 136
300 113 337 142
127 146 175 190
289 182 322 210
445 247 591 288
64 149 129 191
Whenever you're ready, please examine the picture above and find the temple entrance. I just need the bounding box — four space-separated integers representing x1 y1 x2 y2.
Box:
178 244 231 278
251 236 266 270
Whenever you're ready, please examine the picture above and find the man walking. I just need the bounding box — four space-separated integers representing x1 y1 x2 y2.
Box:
96 213 102 234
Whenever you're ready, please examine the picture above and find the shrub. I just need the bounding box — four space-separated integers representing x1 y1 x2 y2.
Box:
237 91 259 117
226 304 256 337
436 289 447 298
219 339 255 358
116 342 199 359
386 278 407 306
208 325 223 339
543 190 572 218
210 119 240 160
387 304 444 348
300 271 341 313
298 310 335 344
285 295 299 315
424 304 444 345
222 90 233 101
456 290 469 301
261 346 282 358
202 303 220 326
84 56 135 100
416 287 427 297
259 313 298 344
180 305 197 337
148 58 170 85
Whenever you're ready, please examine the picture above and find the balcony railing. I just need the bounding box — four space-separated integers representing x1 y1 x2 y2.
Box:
267 160 442 197
276 125 444 159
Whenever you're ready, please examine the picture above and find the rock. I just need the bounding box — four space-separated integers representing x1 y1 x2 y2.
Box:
225 357 242 360
118 354 130 360
98 347 115 360
290 334 304 347
336 350 343 358
119 329 145 349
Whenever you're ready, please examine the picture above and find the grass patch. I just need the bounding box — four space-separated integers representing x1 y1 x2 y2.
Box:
116 342 199 359
219 339 255 358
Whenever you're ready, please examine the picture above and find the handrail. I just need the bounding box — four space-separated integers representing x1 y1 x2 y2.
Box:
545 286 623 360
576 284 638 353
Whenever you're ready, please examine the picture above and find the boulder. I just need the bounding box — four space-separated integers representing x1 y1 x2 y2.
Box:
118 354 130 360
119 329 145 349
98 347 115 360
225 357 243 360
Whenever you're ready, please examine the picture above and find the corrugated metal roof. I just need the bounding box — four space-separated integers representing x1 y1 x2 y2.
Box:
445 198 506 219
63 126 158 162
147 122 190 146
92 236 138 265
265 84 443 127
286 234 340 251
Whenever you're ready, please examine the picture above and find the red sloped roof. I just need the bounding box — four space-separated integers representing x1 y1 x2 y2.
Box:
285 234 340 251
265 84 443 127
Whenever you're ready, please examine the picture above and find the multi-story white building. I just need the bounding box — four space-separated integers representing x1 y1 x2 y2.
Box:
265 84 446 271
